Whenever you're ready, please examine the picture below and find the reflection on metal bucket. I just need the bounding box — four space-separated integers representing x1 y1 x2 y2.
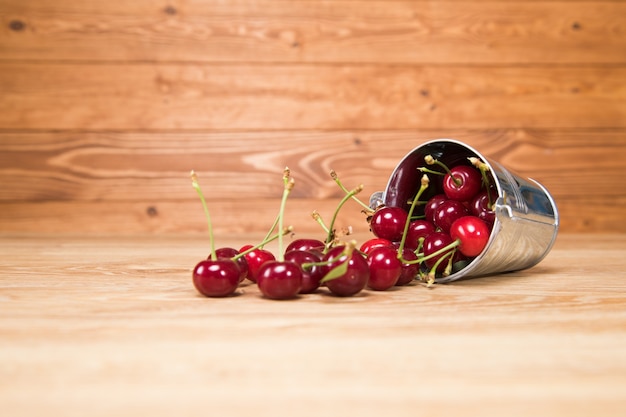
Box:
370 139 559 283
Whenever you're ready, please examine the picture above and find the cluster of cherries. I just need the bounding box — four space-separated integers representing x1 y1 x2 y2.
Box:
367 155 497 285
191 155 497 300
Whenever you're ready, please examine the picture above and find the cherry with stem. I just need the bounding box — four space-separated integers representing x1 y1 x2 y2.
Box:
319 182 364 252
190 170 241 298
396 174 429 256
256 169 303 300
420 155 482 202
469 156 495 208
237 227 292 282
320 241 370 297
330 169 374 216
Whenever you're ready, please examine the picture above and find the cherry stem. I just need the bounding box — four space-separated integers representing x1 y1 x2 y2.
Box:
397 174 429 256
426 250 454 285
277 172 295 262
418 167 445 177
302 242 355 272
260 167 292 246
262 215 280 247
426 251 454 287
330 170 373 214
469 157 494 208
415 237 425 255
404 239 461 265
324 184 364 252
424 155 461 186
311 210 330 234
443 248 457 277
233 227 293 261
319 241 356 283
190 170 217 261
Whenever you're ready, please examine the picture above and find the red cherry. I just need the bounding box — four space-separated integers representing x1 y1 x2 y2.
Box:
359 237 394 256
443 165 482 201
422 232 457 273
256 260 302 300
449 216 490 257
239 245 276 283
369 206 408 242
192 259 240 298
366 246 402 291
433 199 470 233
322 246 370 297
478 210 496 226
284 250 324 294
424 194 447 224
215 247 248 283
470 188 497 227
285 238 325 253
394 246 419 286
405 219 436 250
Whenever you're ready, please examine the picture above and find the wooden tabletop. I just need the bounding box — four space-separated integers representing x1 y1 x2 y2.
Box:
1 233 625 417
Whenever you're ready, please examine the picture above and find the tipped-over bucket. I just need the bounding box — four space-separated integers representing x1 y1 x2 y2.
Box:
369 139 559 283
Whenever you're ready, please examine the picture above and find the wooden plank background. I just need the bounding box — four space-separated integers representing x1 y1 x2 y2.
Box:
1 0 625 235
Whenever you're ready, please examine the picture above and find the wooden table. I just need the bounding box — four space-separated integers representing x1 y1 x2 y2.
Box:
1 233 625 417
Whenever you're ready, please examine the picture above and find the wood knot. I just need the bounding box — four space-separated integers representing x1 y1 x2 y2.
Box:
571 22 582 31
146 206 159 217
163 5 177 15
9 20 26 31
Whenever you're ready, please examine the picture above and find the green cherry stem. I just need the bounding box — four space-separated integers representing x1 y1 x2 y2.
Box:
425 250 455 285
301 242 355 272
469 156 494 208
190 170 217 261
424 154 461 186
325 184 364 251
404 240 461 265
417 167 445 177
443 248 457 277
277 173 295 262
330 170 373 214
319 241 357 283
397 174 430 257
311 210 330 234
260 167 292 245
414 237 425 255
233 227 293 261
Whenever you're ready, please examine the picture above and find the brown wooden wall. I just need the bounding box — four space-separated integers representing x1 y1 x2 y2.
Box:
1 0 625 235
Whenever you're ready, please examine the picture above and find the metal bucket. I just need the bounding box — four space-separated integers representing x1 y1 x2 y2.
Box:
369 139 559 283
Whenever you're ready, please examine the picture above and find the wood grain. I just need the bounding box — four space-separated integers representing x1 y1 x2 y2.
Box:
0 197 623 236
1 233 625 417
1 129 624 234
1 0 624 235
1 63 625 130
1 1 625 64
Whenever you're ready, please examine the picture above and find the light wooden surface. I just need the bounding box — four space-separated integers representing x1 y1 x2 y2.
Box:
1 233 625 417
